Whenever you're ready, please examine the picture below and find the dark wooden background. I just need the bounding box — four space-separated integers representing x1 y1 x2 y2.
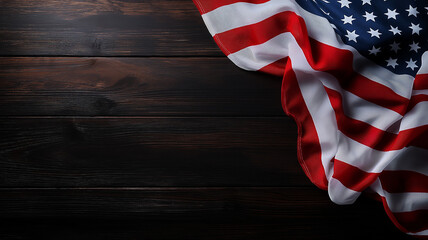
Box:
0 1 412 239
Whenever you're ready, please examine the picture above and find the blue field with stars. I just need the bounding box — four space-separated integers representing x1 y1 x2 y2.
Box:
296 0 428 76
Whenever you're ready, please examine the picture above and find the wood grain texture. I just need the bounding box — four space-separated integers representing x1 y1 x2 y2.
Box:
0 188 412 239
0 57 283 116
0 219 413 240
0 1 409 239
0 187 347 218
0 117 311 187
0 0 221 56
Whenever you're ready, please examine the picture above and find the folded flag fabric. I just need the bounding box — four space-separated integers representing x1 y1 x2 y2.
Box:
193 0 428 237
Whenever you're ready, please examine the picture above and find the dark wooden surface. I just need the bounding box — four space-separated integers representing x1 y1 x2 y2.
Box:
0 1 411 239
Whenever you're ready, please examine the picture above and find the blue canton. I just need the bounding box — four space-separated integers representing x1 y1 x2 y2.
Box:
296 0 428 76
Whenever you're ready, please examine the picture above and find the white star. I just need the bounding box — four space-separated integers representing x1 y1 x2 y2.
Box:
409 23 422 35
338 0 351 8
409 41 421 52
386 58 398 69
388 26 401 35
405 58 418 70
406 5 419 17
368 46 381 55
363 11 377 22
390 41 400 53
385 9 399 19
345 30 359 42
361 0 371 5
341 15 356 24
367 28 382 38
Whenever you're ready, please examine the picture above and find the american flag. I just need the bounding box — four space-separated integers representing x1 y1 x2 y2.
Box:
193 0 428 237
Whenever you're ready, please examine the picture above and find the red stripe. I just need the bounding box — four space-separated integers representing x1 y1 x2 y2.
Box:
394 126 428 150
409 73 428 111
193 0 269 14
194 2 428 235
281 58 328 190
381 196 428 234
380 170 428 193
287 52 428 233
305 38 408 115
381 196 410 234
408 95 428 111
332 160 379 192
392 210 428 233
259 57 287 76
325 86 428 150
214 11 409 114
414 74 428 90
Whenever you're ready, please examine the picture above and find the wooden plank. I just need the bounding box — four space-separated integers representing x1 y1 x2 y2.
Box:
0 117 311 187
0 218 412 240
0 187 347 218
0 188 411 239
0 57 284 116
0 0 221 56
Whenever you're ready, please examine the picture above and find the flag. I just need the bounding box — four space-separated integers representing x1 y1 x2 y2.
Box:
193 0 428 237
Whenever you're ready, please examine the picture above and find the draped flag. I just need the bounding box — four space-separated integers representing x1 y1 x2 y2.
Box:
193 0 428 237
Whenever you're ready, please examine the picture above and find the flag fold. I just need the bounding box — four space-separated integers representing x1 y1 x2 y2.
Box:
193 0 428 236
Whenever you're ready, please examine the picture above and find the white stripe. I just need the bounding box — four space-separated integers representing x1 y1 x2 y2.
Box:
228 32 290 71
338 90 402 133
383 191 428 213
286 36 404 174
291 34 428 228
353 61 411 100
409 229 428 236
371 178 428 234
199 0 428 233
417 51 428 75
369 178 385 197
412 89 428 95
287 36 365 204
290 44 336 185
400 101 428 131
201 0 296 36
318 73 403 132
329 177 361 204
201 0 413 98
385 147 428 176
374 178 428 216
287 33 428 209
239 31 426 178
220 5 426 134
335 131 399 173
296 4 412 99
230 31 405 131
